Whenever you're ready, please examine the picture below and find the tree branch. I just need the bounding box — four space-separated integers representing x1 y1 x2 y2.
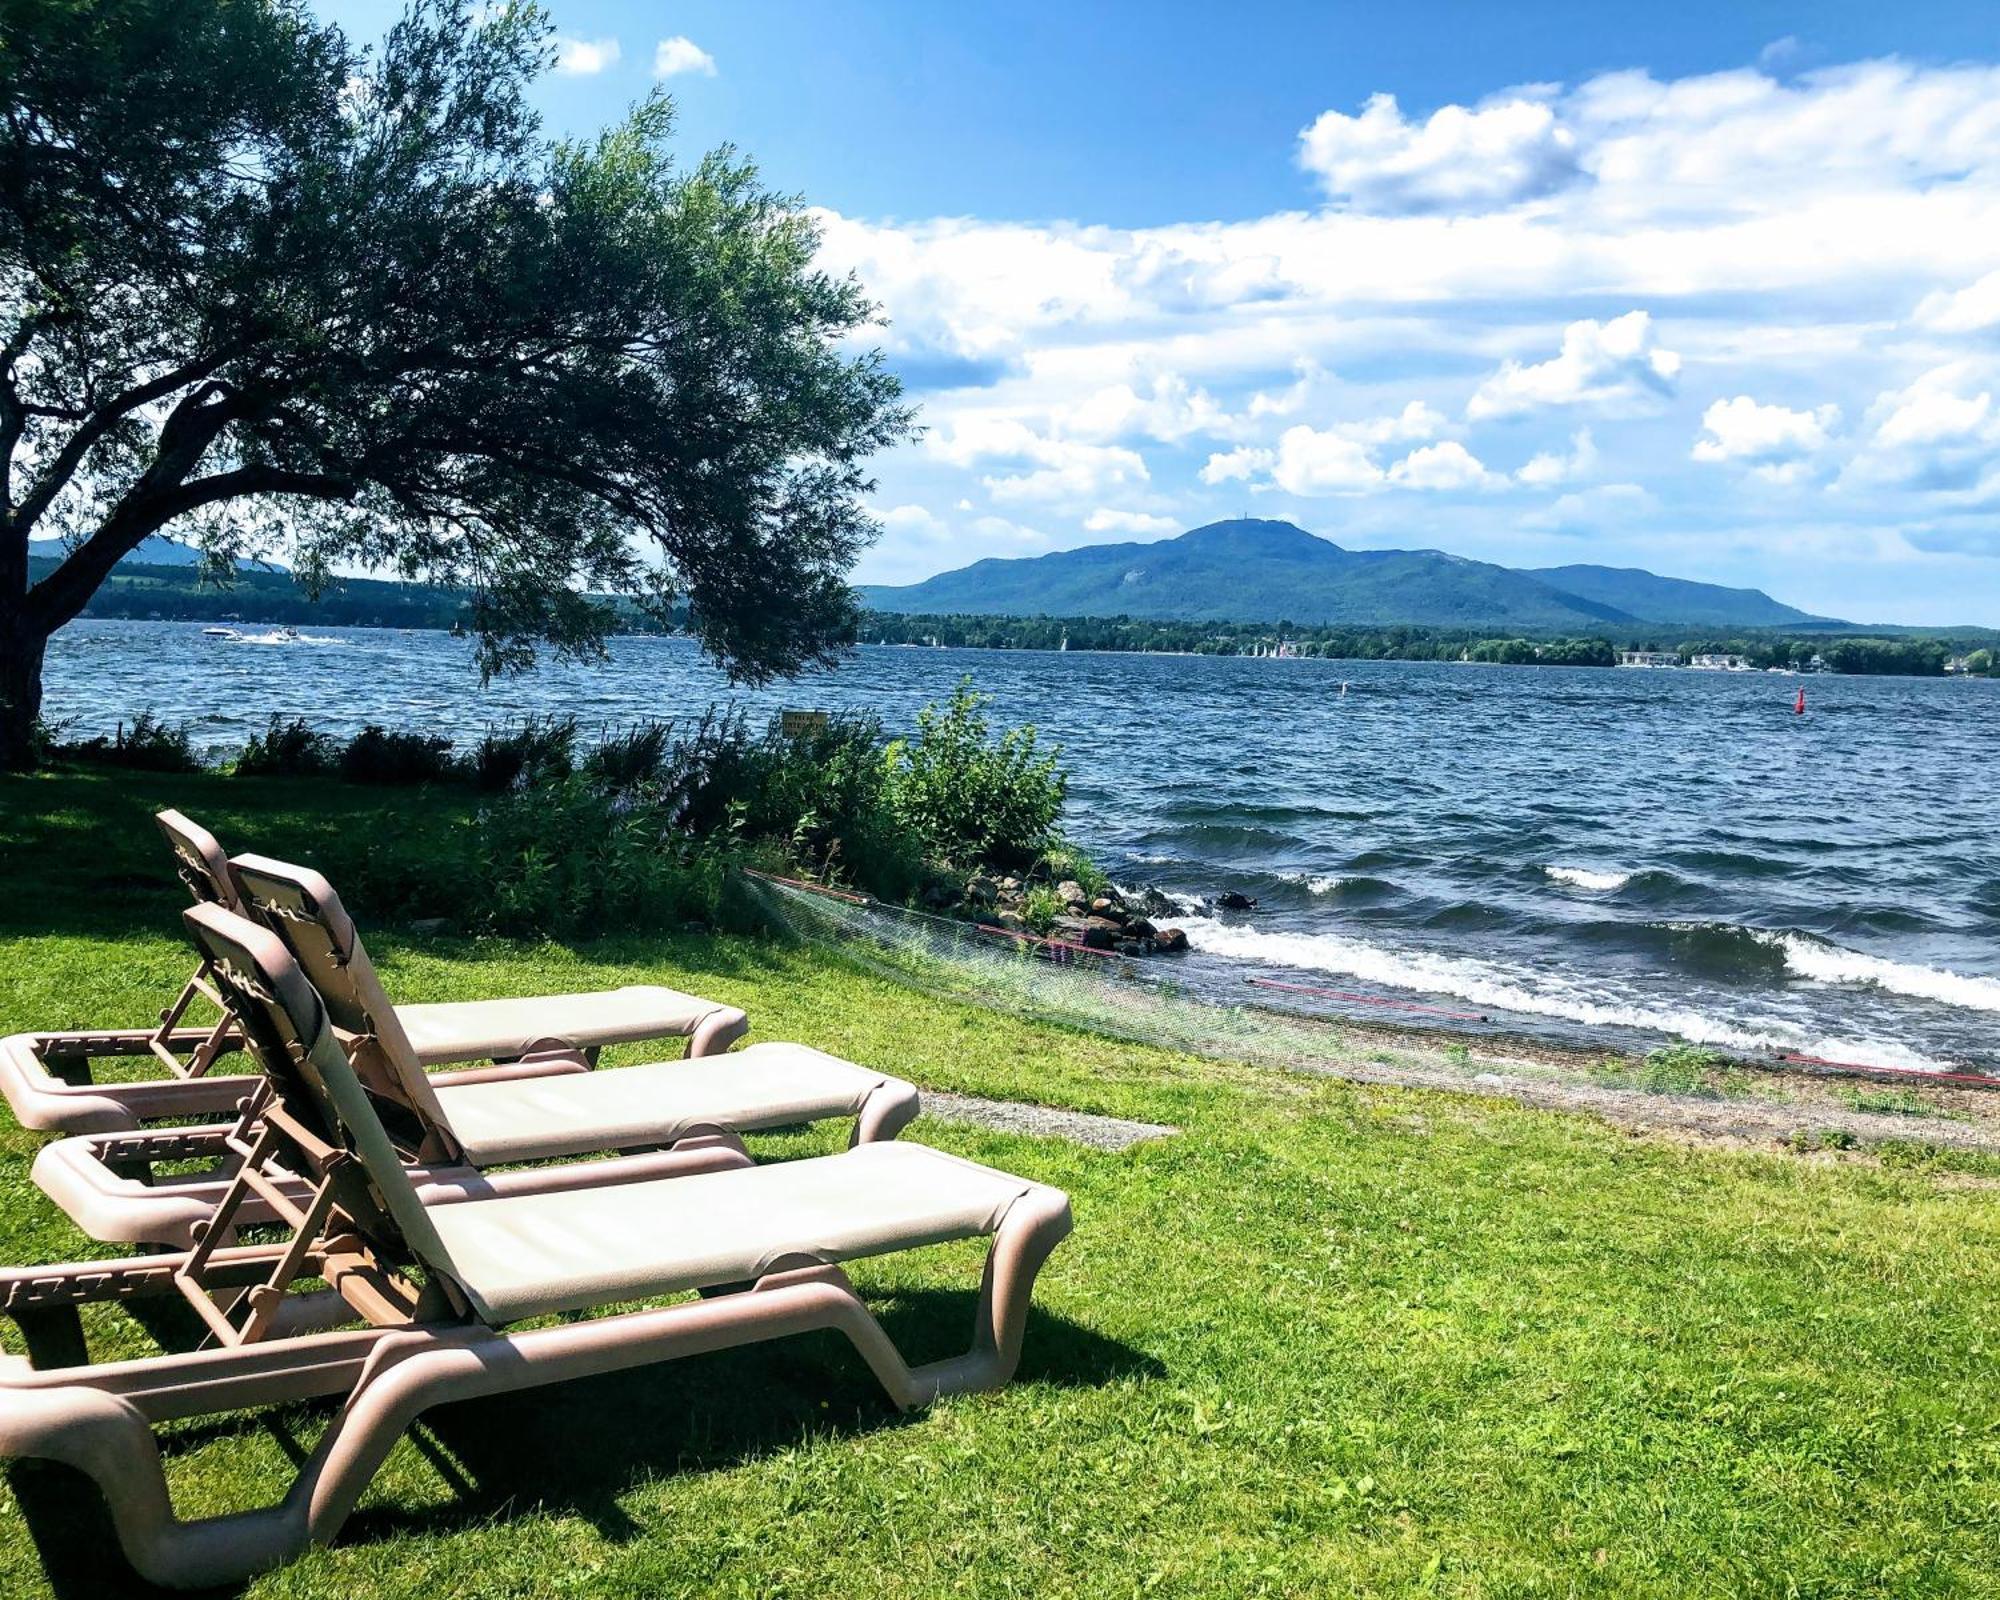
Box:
26 463 355 634
10 347 240 534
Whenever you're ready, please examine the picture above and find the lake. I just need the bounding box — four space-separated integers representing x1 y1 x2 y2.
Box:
38 618 2000 1073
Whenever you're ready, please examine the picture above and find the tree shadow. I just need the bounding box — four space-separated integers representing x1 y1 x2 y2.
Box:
6 1299 1158 1597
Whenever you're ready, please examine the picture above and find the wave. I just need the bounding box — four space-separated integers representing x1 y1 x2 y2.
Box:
1758 932 2000 1014
1174 916 1948 1069
1543 865 1631 892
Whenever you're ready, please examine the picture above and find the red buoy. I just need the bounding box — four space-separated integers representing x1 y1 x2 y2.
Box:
1794 686 1806 716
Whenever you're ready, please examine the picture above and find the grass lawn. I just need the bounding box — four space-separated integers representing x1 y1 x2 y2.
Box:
3 770 2000 1597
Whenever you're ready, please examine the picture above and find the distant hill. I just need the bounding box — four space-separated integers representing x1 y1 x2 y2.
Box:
1522 564 1827 627
26 534 280 571
859 519 1835 631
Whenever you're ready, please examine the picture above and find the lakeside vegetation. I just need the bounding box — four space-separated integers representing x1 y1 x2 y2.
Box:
6 771 2000 1595
36 681 1073 940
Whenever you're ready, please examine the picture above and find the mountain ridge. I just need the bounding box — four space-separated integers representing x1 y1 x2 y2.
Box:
859 519 1836 630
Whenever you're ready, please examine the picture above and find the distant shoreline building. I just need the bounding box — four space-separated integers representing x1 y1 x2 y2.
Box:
1616 650 1679 668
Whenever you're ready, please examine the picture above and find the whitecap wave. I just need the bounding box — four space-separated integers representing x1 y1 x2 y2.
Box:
1759 932 2000 1015
1274 871 1347 895
1177 916 1947 1070
1543 865 1631 892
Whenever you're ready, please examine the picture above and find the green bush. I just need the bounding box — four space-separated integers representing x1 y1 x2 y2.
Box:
884 678 1064 870
468 775 734 939
340 724 462 785
583 721 673 789
235 716 339 777
472 716 576 792
54 711 203 773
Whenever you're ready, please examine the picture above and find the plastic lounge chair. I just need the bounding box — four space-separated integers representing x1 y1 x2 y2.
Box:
0 811 751 1133
33 855 920 1248
0 904 1073 1590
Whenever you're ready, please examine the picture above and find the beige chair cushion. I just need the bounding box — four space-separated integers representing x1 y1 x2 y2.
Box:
397 985 733 1066
433 1042 900 1164
428 1140 1037 1323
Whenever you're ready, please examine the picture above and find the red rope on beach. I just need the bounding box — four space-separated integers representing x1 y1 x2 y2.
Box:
974 922 1119 960
1772 1051 1997 1089
1246 976 1489 1022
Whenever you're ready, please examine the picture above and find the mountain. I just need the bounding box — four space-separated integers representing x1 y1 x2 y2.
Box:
858 519 1834 631
26 534 280 571
1522 564 1827 627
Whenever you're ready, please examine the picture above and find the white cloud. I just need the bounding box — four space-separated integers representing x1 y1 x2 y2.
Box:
877 503 945 535
1468 312 1680 419
1516 427 1597 486
1272 426 1385 496
1522 483 1659 531
1200 446 1273 486
554 36 620 75
1841 364 2000 495
1387 440 1503 490
1692 396 1840 482
1083 509 1180 534
653 36 716 78
1066 373 1227 444
1299 91 1581 213
1915 270 2000 334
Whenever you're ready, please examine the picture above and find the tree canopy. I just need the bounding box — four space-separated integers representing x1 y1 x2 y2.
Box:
0 0 912 763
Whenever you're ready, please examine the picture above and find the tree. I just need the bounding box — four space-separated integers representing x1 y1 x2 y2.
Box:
0 0 912 766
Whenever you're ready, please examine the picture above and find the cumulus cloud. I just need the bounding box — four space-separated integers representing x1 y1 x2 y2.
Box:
1387 440 1502 490
1299 91 1582 212
653 36 716 78
1199 446 1273 486
1065 373 1227 444
554 36 620 75
1915 270 2000 334
1468 312 1681 419
1841 364 2000 495
1083 509 1180 534
1272 427 1386 496
1692 396 1840 482
1516 428 1597 486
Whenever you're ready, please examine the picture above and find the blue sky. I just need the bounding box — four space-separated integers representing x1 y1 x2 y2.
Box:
325 3 2000 623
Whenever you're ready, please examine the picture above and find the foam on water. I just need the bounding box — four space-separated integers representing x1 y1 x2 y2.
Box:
1544 865 1632 892
1759 931 2000 1014
1177 915 1947 1070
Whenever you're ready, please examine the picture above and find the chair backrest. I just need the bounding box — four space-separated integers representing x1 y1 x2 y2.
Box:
180 902 457 1281
154 810 244 911
225 852 454 1136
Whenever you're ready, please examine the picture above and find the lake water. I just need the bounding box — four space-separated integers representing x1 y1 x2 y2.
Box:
38 618 2000 1073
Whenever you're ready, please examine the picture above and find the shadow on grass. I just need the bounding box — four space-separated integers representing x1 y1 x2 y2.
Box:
5 1299 1156 1598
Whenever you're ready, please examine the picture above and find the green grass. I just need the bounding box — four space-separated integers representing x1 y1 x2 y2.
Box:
5 770 2000 1597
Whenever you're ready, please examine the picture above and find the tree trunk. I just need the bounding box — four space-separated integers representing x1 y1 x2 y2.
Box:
0 619 48 771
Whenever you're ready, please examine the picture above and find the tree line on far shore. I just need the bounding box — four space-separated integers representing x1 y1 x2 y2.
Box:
864 612 2000 677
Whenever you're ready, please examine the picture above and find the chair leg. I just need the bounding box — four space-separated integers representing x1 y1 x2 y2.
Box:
0 1200 1071 1590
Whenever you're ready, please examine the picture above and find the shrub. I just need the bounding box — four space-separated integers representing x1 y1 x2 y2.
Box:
339 724 461 785
55 711 203 773
584 721 673 790
472 716 576 792
468 775 734 939
1639 1043 1725 1096
1021 885 1066 934
884 678 1064 870
235 716 338 777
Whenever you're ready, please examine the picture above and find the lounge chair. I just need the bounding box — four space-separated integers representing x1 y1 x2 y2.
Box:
0 903 1072 1589
33 852 921 1247
0 809 751 1133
